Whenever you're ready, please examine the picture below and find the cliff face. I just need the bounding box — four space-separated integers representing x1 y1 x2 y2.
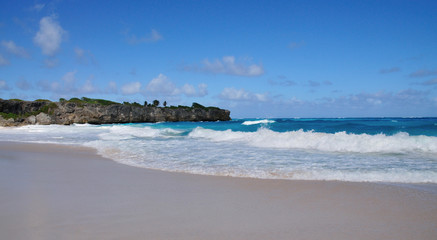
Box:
0 100 231 126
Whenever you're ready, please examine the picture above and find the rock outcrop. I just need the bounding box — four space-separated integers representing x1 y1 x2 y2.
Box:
0 99 231 126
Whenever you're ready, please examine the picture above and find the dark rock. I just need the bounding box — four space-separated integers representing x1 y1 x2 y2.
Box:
0 99 231 126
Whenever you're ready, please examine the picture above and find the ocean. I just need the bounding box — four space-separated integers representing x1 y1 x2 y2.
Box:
1 118 437 183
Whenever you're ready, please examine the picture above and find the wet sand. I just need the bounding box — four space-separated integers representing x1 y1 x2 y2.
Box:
0 141 436 240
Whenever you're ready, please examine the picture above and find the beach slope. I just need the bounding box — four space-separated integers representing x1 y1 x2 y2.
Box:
0 142 436 240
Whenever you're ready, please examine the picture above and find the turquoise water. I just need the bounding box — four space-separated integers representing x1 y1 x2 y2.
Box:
152 118 437 136
1 118 437 183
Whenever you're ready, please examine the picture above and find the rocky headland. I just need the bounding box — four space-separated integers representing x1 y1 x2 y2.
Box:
0 98 231 126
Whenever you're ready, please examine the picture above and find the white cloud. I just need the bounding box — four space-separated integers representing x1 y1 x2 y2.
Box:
149 29 163 42
409 69 437 78
1 40 30 58
127 29 163 44
145 74 209 97
121 81 142 95
37 71 101 96
0 80 10 90
0 54 9 66
198 83 208 97
44 58 59 68
34 16 66 56
422 78 437 86
80 79 97 94
16 79 32 90
32 3 46 11
220 88 251 101
219 87 268 102
305 80 333 88
379 67 400 74
181 84 196 97
288 41 305 50
106 81 118 94
74 47 84 58
146 74 178 96
74 47 96 65
60 70 78 93
62 70 77 84
187 56 264 77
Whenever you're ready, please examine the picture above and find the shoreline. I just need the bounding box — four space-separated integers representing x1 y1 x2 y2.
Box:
1 141 437 239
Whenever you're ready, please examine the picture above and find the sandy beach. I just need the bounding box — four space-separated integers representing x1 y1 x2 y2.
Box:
0 141 436 240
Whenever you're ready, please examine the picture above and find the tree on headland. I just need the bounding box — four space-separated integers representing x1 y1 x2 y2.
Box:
153 100 160 107
163 101 167 107
144 101 148 106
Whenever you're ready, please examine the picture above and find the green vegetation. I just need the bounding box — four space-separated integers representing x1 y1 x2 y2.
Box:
192 102 205 109
153 100 160 107
122 101 142 107
59 97 216 110
0 112 18 120
131 102 142 107
63 97 119 106
191 102 220 110
80 97 119 106
167 103 219 111
1 97 221 121
0 101 58 120
9 99 23 102
39 102 58 115
169 105 190 109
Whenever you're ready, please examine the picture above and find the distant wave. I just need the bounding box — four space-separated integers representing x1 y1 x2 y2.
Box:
189 127 437 154
242 119 276 126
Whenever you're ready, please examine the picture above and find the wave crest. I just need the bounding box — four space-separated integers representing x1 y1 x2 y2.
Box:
242 119 275 125
99 125 183 140
189 127 437 154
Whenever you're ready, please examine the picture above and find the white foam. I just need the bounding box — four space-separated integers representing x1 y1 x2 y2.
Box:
189 127 437 154
242 119 276 125
98 125 184 140
2 123 437 184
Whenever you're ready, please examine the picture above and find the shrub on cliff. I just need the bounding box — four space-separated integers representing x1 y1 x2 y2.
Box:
192 102 205 109
39 102 58 115
0 112 18 120
81 97 119 106
153 100 160 107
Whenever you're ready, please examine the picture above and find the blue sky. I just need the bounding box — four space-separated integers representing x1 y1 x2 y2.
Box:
1 0 436 118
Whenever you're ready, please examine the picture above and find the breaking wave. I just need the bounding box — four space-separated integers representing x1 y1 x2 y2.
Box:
189 127 437 154
242 119 276 125
2 121 437 183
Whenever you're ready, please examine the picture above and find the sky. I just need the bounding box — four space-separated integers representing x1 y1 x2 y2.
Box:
0 0 436 118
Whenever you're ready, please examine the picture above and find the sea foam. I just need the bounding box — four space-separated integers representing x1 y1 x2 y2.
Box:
1 121 437 183
242 119 276 125
188 127 437 154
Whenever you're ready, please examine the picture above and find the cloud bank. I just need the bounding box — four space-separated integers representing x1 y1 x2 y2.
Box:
185 56 264 77
219 87 268 102
146 74 208 97
1 40 30 58
127 29 163 44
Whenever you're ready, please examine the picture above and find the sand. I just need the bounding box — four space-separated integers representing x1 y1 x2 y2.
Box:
0 141 436 240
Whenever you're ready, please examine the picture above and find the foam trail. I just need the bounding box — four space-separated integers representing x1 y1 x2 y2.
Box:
242 119 275 125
